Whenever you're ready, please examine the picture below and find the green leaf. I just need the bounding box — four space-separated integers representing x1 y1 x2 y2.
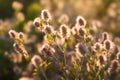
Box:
63 42 67 51
86 27 90 35
73 62 80 70
47 35 54 41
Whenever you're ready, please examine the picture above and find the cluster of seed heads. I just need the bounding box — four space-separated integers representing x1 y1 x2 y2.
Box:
9 30 29 60
8 9 120 80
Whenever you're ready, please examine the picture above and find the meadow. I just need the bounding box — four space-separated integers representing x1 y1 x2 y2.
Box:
0 0 120 80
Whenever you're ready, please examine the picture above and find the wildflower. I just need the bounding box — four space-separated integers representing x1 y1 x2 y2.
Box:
97 54 106 67
33 17 40 27
59 24 70 39
108 60 119 74
31 55 42 68
104 39 113 50
40 43 55 57
93 42 103 52
41 9 51 21
44 25 53 34
12 1 23 11
112 45 119 54
8 30 18 38
102 32 109 42
78 27 86 37
18 32 25 39
76 16 86 27
26 62 35 74
75 43 88 57
13 43 29 60
58 14 69 24
85 35 93 42
13 43 23 54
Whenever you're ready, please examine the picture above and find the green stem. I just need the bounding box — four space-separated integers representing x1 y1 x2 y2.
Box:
63 51 66 66
94 67 102 80
40 67 48 80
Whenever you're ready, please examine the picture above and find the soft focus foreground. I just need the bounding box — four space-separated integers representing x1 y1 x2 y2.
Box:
0 0 120 80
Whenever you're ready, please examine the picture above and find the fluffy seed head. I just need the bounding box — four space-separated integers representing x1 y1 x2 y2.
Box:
108 60 119 74
60 24 70 39
104 39 113 50
75 43 88 56
102 32 109 41
97 54 106 66
13 43 29 60
41 9 51 21
76 16 86 27
58 14 69 24
18 32 25 39
13 43 21 53
40 44 55 56
44 25 53 34
78 27 86 37
8 30 18 38
85 35 93 42
94 42 103 52
33 17 40 27
31 55 42 68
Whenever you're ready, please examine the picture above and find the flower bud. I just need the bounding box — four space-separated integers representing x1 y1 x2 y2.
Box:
76 16 86 27
33 17 40 27
60 24 70 39
104 39 113 50
78 27 86 37
58 14 69 24
85 35 93 42
40 44 55 57
41 9 51 21
102 32 109 41
108 60 119 74
8 30 18 38
44 25 53 34
97 54 106 66
18 32 25 39
13 43 29 60
31 55 42 68
75 43 88 57
93 42 103 52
